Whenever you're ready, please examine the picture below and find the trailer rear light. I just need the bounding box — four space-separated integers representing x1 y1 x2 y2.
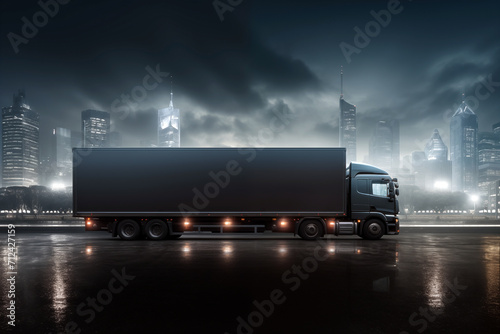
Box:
224 220 231 225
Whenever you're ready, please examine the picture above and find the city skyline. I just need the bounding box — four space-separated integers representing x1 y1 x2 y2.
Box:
1 0 499 160
1 82 496 164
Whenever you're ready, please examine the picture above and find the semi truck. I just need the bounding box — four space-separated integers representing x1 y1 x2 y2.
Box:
73 147 399 241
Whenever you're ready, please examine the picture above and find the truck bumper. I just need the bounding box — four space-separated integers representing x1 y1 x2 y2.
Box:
386 216 399 235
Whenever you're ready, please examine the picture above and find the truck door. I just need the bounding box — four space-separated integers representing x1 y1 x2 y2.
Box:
351 175 394 214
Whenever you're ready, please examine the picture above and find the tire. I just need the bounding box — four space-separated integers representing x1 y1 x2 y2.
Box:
117 219 141 240
145 219 169 240
362 219 384 240
298 220 323 240
167 234 182 240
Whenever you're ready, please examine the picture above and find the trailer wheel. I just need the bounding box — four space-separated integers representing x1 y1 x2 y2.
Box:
117 219 141 240
145 219 169 240
362 219 384 240
298 220 323 240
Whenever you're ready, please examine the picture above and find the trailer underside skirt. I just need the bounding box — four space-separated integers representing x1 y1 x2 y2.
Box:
191 224 266 233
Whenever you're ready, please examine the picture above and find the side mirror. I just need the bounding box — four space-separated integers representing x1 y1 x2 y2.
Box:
392 178 398 183
395 189 400 196
388 183 395 201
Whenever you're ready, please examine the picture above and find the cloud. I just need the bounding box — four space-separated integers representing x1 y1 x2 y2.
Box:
2 0 500 163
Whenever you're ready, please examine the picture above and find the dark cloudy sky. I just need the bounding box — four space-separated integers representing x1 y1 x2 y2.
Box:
1 0 499 160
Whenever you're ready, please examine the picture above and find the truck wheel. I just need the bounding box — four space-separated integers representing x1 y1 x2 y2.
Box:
362 219 384 240
145 219 169 240
299 220 323 240
117 219 141 240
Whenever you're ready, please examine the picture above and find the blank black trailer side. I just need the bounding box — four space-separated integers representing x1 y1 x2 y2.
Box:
73 147 346 216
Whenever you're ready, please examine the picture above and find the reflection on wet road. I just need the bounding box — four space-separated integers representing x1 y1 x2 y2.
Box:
1 230 499 333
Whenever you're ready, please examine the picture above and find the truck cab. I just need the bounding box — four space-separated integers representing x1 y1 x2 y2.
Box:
347 163 400 239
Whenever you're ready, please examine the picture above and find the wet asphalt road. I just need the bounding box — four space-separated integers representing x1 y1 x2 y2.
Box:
1 226 499 334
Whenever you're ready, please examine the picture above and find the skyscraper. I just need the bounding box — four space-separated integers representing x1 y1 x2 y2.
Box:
478 130 500 196
1 90 40 187
82 109 110 148
369 120 400 172
425 129 448 160
450 100 478 193
488 180 500 217
53 127 72 169
339 67 356 163
158 85 180 147
47 127 72 187
423 129 452 191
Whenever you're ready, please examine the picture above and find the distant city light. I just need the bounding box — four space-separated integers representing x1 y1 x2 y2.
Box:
434 180 449 191
51 182 65 191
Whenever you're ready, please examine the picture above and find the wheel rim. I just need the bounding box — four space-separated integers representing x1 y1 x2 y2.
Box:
368 223 381 235
305 223 319 237
151 223 163 237
123 223 136 237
